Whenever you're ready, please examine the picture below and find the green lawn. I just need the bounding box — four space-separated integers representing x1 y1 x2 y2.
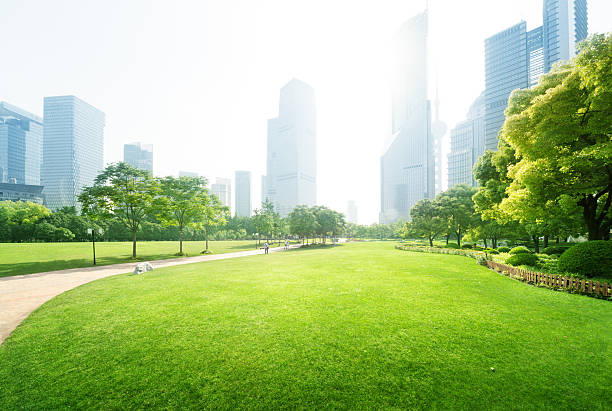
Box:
0 240 260 277
1 242 610 409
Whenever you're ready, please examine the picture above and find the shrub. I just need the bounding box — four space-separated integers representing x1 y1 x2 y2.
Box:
506 253 538 267
557 241 612 278
497 246 511 253
445 243 459 249
509 246 531 255
485 248 500 254
473 245 484 251
461 244 473 249
541 245 573 255
476 256 488 266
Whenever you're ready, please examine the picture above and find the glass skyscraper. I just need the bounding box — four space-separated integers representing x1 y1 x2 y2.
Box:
263 79 317 217
380 12 432 224
234 170 251 217
0 102 43 186
41 96 105 210
211 177 232 213
124 142 153 174
484 0 587 152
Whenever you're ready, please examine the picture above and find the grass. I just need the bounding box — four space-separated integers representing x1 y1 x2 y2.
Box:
1 242 610 409
0 240 260 277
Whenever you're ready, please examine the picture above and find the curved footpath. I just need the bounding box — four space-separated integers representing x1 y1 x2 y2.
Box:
0 244 301 345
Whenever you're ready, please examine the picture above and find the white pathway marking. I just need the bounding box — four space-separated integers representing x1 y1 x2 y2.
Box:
0 244 301 345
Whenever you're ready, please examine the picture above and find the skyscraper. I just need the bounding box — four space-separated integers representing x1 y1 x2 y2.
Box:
484 0 587 151
0 102 43 185
179 171 199 178
346 200 358 224
263 78 316 217
124 142 153 174
447 92 485 188
431 89 447 195
235 170 251 217
211 177 231 211
380 12 432 224
41 96 105 210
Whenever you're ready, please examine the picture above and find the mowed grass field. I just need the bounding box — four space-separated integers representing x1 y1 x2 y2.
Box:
0 240 259 277
1 242 610 409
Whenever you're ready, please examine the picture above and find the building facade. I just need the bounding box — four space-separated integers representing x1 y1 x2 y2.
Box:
0 102 43 186
211 177 231 212
0 182 44 204
235 170 251 217
447 93 486 188
346 200 358 224
179 171 199 178
124 142 153 174
484 0 587 152
380 12 433 224
41 96 105 210
263 78 316 217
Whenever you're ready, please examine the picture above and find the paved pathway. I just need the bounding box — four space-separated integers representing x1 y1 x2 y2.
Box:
0 244 299 345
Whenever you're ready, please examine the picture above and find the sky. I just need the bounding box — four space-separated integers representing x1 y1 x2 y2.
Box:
1 0 611 224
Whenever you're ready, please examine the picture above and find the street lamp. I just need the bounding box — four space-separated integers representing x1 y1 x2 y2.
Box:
88 228 104 266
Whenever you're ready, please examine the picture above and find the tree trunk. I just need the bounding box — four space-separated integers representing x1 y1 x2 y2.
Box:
532 235 540 253
456 228 462 248
543 235 549 249
556 237 560 244
492 237 497 249
205 228 209 251
483 238 488 248
445 234 450 245
132 230 137 258
179 225 183 255
428 235 433 247
580 192 612 240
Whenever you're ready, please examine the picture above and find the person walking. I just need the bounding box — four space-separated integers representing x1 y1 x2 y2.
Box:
284 240 289 250
264 241 269 255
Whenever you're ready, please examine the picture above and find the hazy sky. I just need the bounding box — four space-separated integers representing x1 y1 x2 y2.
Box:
1 0 611 224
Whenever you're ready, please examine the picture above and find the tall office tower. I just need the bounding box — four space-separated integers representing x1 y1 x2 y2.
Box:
123 142 153 174
0 102 43 185
484 0 587 152
543 0 588 72
211 177 231 211
431 89 447 195
380 12 432 224
447 92 486 188
235 170 251 217
42 96 105 210
346 200 358 224
261 175 268 204
263 78 316 217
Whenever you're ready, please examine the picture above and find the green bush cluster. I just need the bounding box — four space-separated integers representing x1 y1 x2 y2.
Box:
509 246 531 255
485 248 499 254
445 243 459 249
541 244 573 255
558 241 612 278
505 253 539 267
461 244 473 249
496 246 511 253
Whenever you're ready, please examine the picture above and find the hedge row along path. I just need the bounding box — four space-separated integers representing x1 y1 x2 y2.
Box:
0 244 301 345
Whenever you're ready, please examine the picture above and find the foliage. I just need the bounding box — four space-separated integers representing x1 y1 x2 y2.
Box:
505 253 539 267
444 243 459 249
558 241 612 278
461 244 473 249
0 201 51 242
541 245 573 255
509 246 531 255
436 184 478 248
497 246 511 253
405 198 446 246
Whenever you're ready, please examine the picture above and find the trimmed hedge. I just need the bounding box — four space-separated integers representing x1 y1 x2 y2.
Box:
558 241 612 278
509 246 531 255
445 243 459 249
541 245 573 255
497 246 511 253
461 244 473 249
505 253 538 267
485 248 500 254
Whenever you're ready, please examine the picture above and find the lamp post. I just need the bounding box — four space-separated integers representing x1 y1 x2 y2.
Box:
88 228 104 266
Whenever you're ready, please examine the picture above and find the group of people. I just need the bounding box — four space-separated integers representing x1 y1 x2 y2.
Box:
262 240 290 254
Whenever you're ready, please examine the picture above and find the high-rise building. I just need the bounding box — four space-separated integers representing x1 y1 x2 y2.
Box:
123 142 153 174
380 12 432 224
484 0 587 151
447 92 486 188
211 177 231 212
179 171 199 178
42 96 105 210
347 200 358 224
0 182 44 204
263 78 316 217
431 89 447 195
235 170 251 217
0 102 43 185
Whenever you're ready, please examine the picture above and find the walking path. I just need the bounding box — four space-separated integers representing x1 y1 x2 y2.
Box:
0 244 300 345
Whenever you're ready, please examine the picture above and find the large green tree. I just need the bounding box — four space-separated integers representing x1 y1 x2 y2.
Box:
155 176 209 255
499 33 612 240
79 162 158 258
436 184 478 248
201 194 229 252
288 205 317 244
406 198 445 246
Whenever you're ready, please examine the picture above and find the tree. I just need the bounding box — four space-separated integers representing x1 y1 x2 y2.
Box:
0 201 51 242
288 205 317 244
201 194 229 252
78 162 158 258
436 184 478 248
155 176 209 255
499 34 612 240
407 198 445 246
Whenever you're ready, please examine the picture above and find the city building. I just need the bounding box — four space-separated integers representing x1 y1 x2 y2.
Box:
484 0 588 151
179 171 199 178
0 182 44 204
211 177 231 211
235 170 251 217
0 102 43 185
431 89 447 195
123 142 153 174
380 11 433 224
263 78 316 217
347 200 358 224
41 96 105 210
447 92 486 188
